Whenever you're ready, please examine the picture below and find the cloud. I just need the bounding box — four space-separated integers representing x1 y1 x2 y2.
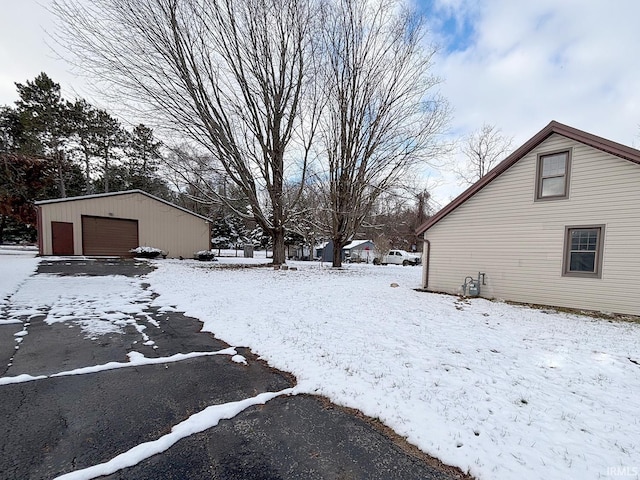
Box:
421 0 640 203
2 1 639 209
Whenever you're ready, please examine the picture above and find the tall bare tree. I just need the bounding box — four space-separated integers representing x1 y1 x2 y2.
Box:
52 0 319 264
454 123 513 186
317 0 449 267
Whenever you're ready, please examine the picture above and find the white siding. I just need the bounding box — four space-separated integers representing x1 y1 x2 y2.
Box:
424 134 640 316
39 192 210 258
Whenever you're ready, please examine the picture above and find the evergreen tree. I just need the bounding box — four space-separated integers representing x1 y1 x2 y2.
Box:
125 124 173 198
0 153 55 243
67 98 99 192
227 214 249 248
90 109 127 193
0 107 23 153
1 73 176 240
210 213 233 253
14 73 77 196
127 124 161 179
249 224 271 250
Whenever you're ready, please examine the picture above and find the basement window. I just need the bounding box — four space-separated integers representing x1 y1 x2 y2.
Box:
536 150 571 200
563 226 604 278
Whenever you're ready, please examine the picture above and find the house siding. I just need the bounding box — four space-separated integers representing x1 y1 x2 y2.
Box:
424 134 640 316
39 192 210 258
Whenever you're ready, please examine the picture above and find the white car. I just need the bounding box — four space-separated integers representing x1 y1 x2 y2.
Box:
375 249 421 266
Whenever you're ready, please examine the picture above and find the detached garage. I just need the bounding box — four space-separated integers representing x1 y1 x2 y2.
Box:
36 190 211 258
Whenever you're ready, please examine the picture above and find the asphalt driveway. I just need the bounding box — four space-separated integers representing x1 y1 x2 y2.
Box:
0 259 470 480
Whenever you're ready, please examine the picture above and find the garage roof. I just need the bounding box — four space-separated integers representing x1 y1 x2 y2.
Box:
35 190 211 222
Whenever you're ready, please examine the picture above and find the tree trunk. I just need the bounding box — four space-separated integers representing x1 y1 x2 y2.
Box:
271 228 285 265
56 151 67 198
103 149 110 193
84 150 91 192
0 214 6 244
332 238 344 268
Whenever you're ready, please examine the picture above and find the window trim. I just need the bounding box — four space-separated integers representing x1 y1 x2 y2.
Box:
535 148 572 201
562 224 605 278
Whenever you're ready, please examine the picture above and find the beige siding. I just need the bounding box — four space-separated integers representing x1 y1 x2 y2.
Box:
424 134 640 316
39 192 210 258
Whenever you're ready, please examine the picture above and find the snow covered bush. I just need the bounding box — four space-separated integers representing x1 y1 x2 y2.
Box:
194 249 217 261
129 246 163 258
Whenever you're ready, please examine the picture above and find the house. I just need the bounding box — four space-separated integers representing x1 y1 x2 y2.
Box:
36 190 211 259
416 121 640 316
343 239 376 263
318 239 376 263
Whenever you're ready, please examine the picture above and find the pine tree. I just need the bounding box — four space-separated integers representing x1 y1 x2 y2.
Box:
90 109 127 193
14 73 76 196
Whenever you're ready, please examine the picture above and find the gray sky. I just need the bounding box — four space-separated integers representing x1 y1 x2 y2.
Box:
2 0 639 204
0 1 81 102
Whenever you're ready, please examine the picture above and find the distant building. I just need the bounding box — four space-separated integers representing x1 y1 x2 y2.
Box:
319 239 375 263
343 240 376 263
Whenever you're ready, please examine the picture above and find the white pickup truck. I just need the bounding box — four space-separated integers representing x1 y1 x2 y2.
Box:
374 249 422 266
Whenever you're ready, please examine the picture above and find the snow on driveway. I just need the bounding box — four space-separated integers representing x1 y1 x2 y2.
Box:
6 272 157 340
0 246 39 323
147 259 640 480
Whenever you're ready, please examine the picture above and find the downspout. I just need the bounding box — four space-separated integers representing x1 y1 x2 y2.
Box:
423 238 431 289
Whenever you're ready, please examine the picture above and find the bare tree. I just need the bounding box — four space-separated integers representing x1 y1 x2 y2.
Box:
52 0 320 264
163 144 226 213
361 187 433 254
286 176 327 259
454 123 513 186
316 0 449 267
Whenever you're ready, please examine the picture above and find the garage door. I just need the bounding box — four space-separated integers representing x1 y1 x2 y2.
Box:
82 215 139 257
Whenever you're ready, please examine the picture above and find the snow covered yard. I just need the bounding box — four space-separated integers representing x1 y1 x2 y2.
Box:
1 248 638 479
147 258 640 480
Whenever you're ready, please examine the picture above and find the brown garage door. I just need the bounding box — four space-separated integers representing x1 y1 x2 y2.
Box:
82 215 139 257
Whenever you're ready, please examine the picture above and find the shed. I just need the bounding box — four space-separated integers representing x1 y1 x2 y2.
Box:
416 121 640 316
319 239 376 263
36 190 211 259
319 240 337 263
314 242 328 259
343 239 376 263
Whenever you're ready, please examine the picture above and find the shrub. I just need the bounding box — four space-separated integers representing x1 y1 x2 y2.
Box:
194 249 217 261
130 246 163 258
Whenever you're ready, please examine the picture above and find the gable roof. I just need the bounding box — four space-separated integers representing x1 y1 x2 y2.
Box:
343 239 374 250
35 189 211 222
416 120 640 235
